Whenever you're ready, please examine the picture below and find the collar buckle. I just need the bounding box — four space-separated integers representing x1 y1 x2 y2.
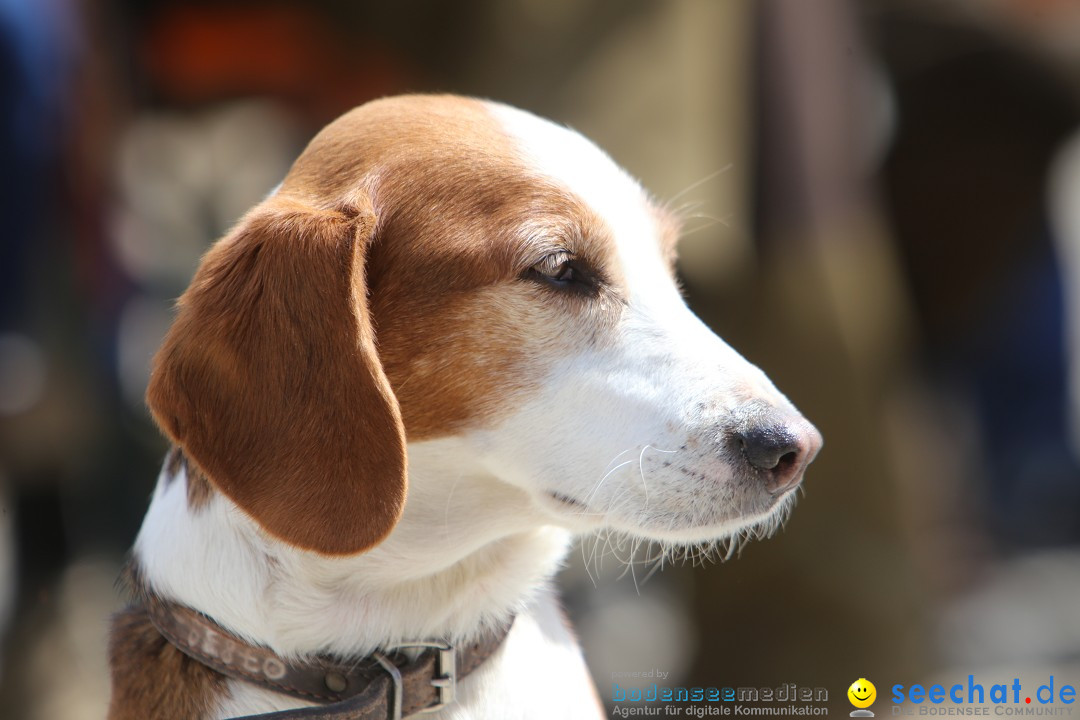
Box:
374 641 456 720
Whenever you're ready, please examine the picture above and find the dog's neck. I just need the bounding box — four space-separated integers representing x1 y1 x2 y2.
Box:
133 439 571 659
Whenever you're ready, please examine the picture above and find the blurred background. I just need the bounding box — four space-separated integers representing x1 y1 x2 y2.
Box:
2 0 1080 716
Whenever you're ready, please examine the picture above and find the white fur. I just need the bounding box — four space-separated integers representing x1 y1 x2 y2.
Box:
133 100 817 719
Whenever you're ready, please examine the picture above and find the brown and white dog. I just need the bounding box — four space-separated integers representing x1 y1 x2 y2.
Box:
108 94 822 719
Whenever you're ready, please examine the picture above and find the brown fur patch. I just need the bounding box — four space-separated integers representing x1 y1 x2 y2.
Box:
147 197 406 556
183 452 215 512
108 563 230 720
162 445 215 511
164 445 183 486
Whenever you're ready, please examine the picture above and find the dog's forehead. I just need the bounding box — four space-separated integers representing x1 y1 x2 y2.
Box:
486 103 644 217
285 96 675 296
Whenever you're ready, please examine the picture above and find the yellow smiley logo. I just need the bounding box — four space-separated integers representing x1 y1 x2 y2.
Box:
848 678 876 708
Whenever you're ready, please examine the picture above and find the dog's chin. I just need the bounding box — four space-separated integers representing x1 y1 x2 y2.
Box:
629 490 798 546
538 483 801 546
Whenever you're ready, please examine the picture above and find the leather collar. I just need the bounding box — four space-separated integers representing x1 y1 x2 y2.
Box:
145 596 512 719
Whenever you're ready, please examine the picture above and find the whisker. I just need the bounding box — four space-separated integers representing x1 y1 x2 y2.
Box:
578 458 637 510
675 220 724 243
602 447 638 473
581 534 599 587
669 200 706 217
665 165 734 206
637 446 651 511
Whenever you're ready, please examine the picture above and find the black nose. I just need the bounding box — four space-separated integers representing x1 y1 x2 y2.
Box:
739 425 799 470
735 421 822 494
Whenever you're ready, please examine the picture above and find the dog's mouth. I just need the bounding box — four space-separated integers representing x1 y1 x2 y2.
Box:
539 477 799 542
546 490 587 509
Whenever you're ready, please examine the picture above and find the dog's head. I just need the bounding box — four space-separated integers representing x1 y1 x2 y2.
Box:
147 95 822 555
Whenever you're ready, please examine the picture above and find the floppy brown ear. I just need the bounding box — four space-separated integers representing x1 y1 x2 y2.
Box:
146 194 406 555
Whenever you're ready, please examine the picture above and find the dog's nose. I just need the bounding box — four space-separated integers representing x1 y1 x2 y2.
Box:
736 420 822 494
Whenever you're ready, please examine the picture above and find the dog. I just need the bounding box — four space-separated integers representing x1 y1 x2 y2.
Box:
107 94 822 720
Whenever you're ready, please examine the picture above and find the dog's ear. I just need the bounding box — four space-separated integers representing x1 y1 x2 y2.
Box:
146 194 406 555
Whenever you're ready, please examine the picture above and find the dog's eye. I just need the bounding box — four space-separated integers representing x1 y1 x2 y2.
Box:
533 252 575 282
526 251 595 293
